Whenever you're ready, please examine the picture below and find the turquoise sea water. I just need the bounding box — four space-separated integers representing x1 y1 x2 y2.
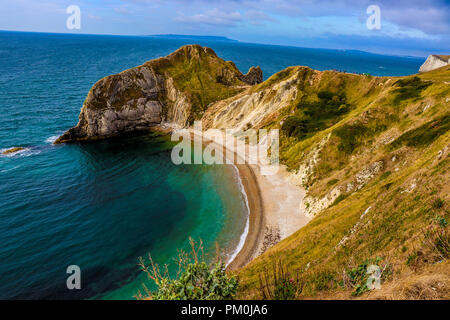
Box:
0 31 424 299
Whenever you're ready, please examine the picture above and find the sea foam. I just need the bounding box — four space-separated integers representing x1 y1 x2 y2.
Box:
226 164 250 266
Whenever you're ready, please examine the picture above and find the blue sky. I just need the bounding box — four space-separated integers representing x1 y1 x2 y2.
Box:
1 0 449 57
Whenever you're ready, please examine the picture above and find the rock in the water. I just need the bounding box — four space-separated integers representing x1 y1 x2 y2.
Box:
2 147 25 155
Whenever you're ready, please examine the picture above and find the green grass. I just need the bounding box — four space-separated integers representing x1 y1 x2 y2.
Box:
281 90 351 141
391 76 432 105
235 66 450 299
379 171 392 180
253 66 299 92
388 114 450 150
327 179 339 187
152 46 246 122
332 194 348 206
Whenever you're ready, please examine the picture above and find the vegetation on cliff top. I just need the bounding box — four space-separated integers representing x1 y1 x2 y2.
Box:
147 45 249 123
234 65 450 299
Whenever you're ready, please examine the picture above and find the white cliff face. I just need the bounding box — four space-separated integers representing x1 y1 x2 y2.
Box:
165 77 192 128
202 72 299 130
419 55 449 73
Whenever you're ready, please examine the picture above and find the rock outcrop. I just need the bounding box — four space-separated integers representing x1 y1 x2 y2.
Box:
419 54 450 73
240 66 263 85
2 147 25 155
55 45 262 143
56 68 165 143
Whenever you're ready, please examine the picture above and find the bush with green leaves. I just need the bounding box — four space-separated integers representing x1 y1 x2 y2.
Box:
388 114 450 150
424 228 449 260
281 90 351 140
343 257 391 296
135 238 238 300
392 76 431 104
274 277 297 300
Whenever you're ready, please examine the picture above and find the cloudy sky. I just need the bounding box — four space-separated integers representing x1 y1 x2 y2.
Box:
1 0 449 56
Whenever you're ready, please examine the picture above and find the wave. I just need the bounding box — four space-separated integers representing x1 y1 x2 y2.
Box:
45 135 59 144
1 165 20 173
226 164 250 266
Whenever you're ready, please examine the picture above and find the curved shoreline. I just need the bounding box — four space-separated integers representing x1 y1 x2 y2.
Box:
154 125 310 271
186 130 265 270
225 165 250 267
226 162 265 270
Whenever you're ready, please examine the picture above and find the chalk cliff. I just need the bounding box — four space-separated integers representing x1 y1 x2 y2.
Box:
419 54 450 73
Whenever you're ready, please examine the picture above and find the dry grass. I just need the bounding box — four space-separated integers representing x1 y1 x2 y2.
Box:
361 261 450 300
235 65 450 300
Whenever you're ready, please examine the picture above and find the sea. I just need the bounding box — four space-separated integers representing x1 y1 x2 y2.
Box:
0 31 424 299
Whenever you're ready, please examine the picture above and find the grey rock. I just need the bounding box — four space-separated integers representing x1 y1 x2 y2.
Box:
240 66 263 85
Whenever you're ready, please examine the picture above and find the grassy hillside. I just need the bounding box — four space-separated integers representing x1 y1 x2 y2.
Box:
148 45 248 123
235 65 450 299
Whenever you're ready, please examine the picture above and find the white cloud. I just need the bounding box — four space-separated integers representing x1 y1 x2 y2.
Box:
175 8 242 26
245 10 276 25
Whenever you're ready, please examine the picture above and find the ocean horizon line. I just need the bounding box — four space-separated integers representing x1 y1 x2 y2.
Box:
0 29 428 60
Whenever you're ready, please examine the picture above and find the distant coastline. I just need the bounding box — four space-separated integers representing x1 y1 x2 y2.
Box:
0 30 427 59
145 34 238 42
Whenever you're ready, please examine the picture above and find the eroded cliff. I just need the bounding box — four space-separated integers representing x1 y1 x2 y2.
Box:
55 45 262 143
419 55 450 73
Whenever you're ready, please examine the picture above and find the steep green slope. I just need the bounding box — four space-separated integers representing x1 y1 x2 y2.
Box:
148 45 255 122
235 65 450 299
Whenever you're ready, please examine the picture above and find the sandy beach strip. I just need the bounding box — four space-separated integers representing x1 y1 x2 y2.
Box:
188 129 311 270
184 130 264 270
153 125 311 270
226 163 265 270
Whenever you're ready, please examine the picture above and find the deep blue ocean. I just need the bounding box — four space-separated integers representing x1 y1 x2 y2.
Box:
0 31 424 299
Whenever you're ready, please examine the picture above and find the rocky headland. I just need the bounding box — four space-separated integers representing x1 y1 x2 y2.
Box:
55 45 262 143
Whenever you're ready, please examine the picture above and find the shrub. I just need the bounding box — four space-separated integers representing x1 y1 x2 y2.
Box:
343 257 391 296
258 258 303 300
379 171 392 180
281 90 351 140
135 238 238 300
434 216 448 228
332 194 348 206
334 123 367 154
392 76 431 104
406 252 418 266
309 270 336 291
432 198 445 210
327 178 339 187
383 182 394 190
303 90 349 120
281 116 308 139
388 114 450 150
424 228 449 260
